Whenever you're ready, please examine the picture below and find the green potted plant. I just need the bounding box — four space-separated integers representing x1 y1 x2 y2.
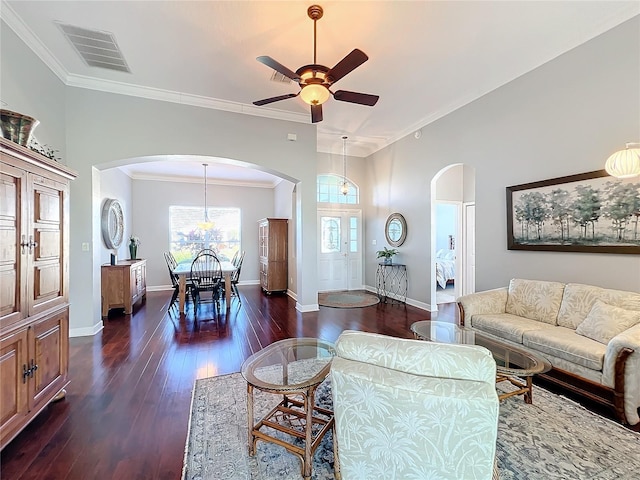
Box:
376 247 398 265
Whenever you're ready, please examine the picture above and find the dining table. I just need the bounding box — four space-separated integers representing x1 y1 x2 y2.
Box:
172 260 237 313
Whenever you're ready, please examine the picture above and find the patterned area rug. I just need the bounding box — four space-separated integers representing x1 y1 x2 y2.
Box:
182 373 640 480
318 291 380 308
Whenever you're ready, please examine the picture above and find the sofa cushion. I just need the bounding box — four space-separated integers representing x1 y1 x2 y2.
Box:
470 313 554 344
523 326 605 371
536 351 603 384
575 300 640 345
557 283 640 329
505 279 565 325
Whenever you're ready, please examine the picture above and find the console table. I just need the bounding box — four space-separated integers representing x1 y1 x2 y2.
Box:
376 263 407 304
101 259 147 318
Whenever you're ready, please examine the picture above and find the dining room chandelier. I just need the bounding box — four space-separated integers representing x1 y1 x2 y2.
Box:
341 135 349 195
604 143 640 179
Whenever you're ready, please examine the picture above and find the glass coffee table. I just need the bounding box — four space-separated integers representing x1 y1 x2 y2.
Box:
241 337 336 480
410 321 551 404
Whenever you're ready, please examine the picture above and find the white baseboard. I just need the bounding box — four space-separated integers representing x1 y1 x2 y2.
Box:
147 285 173 292
70 321 104 337
296 302 319 312
364 284 434 312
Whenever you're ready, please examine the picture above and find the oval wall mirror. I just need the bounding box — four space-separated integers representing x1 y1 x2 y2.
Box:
101 198 124 249
385 213 407 247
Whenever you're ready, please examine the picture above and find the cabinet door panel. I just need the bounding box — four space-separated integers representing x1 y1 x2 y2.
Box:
0 328 29 446
0 163 27 327
28 178 67 317
36 230 60 259
31 310 68 409
33 263 61 301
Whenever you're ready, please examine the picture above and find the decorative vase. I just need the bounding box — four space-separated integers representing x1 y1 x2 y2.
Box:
129 243 137 260
0 109 39 146
383 257 392 265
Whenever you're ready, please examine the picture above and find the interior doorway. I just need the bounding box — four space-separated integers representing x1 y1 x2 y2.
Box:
431 164 476 310
434 202 461 303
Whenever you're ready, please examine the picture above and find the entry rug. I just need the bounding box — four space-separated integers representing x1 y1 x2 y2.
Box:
318 291 380 308
182 373 640 480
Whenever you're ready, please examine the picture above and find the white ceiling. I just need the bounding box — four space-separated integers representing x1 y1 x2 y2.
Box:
3 1 638 184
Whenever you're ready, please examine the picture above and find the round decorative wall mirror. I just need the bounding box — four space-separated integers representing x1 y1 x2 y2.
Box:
385 213 407 247
101 198 124 249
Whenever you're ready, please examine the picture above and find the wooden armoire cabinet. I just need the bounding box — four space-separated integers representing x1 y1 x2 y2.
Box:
0 137 76 450
101 259 147 318
258 218 288 294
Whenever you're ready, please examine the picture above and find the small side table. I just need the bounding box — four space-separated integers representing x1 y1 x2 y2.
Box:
241 338 336 480
376 262 407 304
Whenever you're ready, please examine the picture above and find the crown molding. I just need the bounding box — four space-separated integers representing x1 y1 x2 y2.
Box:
0 1 68 82
65 73 310 124
121 169 280 189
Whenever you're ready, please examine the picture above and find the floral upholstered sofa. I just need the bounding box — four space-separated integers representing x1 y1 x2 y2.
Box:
457 279 640 427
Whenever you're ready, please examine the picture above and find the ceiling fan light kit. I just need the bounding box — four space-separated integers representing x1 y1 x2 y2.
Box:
253 4 379 123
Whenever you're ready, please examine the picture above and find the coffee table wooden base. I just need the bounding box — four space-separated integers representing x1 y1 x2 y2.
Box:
497 374 534 404
247 384 334 480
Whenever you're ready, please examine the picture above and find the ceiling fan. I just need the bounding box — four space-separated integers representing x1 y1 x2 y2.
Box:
253 4 379 123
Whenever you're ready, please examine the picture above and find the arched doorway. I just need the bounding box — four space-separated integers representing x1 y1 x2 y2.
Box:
93 155 298 319
430 164 476 310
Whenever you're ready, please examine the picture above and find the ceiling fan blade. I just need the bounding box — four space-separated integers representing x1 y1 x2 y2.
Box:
256 56 301 82
333 90 379 106
311 104 323 123
326 49 369 83
253 93 299 106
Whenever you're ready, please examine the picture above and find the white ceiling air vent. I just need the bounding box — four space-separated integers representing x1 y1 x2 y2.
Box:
270 70 293 84
57 23 131 73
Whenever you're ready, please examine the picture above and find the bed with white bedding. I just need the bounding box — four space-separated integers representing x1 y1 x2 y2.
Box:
435 250 455 289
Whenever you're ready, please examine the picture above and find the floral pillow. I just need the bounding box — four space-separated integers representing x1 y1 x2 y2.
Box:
576 300 640 344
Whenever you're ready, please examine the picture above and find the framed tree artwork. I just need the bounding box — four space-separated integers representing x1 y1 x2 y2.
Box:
506 170 640 254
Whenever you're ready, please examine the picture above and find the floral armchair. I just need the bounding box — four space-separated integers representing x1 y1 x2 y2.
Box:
331 330 499 480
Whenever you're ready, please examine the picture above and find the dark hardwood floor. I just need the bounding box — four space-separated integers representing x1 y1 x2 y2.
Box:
1 286 455 479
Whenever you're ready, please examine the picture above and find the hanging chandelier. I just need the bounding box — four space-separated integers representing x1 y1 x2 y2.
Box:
341 136 349 195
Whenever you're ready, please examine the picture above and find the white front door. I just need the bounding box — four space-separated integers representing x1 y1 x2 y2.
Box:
317 210 362 291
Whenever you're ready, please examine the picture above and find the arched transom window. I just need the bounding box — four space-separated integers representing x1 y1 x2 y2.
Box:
317 174 359 204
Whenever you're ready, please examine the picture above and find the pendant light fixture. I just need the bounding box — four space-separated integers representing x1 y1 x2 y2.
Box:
341 135 349 195
604 143 640 179
201 163 214 229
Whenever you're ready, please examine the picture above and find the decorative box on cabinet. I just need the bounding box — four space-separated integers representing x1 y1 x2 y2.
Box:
258 218 288 294
101 259 147 318
0 137 76 451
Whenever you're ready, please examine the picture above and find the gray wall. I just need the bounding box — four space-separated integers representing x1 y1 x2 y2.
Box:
0 22 67 159
99 168 133 263
364 16 640 305
130 177 276 289
273 180 296 294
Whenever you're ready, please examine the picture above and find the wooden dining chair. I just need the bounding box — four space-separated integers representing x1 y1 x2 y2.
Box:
230 250 239 267
231 251 245 299
189 251 223 314
164 252 181 310
223 250 245 303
